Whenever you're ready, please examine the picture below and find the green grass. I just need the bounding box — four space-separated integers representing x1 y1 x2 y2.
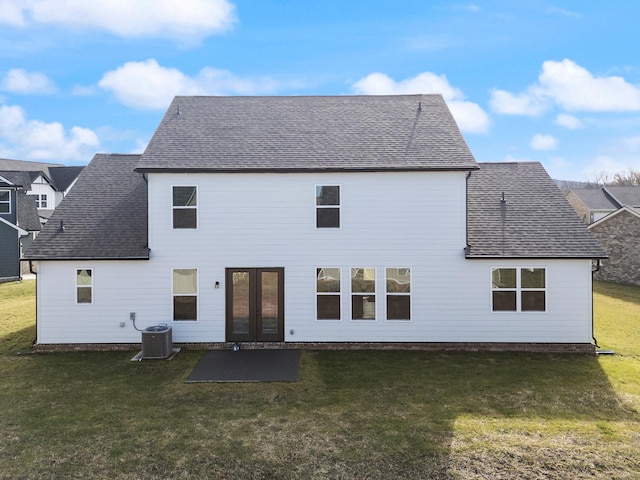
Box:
1 280 639 478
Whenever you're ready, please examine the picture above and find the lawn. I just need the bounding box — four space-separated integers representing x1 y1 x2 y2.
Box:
1 280 639 479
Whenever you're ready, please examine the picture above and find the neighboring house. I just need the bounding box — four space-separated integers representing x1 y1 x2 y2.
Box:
566 186 640 224
25 95 605 352
588 207 640 286
0 175 35 281
0 158 84 224
566 186 640 286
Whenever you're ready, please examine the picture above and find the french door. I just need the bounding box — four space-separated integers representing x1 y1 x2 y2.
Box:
225 268 284 342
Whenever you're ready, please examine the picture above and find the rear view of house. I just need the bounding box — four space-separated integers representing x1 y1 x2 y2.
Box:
26 95 605 352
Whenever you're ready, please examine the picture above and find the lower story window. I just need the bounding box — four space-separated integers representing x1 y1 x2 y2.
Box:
352 267 376 320
317 268 341 320
492 267 545 312
76 268 93 304
386 268 411 320
173 268 198 321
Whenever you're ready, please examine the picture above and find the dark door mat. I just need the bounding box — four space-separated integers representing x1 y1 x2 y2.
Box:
186 349 300 383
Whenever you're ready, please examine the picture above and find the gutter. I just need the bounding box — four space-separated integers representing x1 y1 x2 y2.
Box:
29 260 38 348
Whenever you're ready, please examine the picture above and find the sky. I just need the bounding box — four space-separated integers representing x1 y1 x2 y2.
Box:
1 1 639 181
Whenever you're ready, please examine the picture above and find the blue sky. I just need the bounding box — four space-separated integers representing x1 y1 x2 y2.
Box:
1 1 639 181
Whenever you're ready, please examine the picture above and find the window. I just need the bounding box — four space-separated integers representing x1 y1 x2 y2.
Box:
172 186 197 229
317 268 341 320
316 185 340 228
0 190 10 214
351 267 375 320
35 194 47 209
491 268 545 312
386 268 411 320
76 269 93 304
173 269 198 321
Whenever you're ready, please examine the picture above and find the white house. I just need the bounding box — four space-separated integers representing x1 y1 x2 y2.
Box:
25 95 605 352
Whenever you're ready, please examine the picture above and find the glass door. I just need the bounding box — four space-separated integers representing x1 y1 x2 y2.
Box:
226 268 284 342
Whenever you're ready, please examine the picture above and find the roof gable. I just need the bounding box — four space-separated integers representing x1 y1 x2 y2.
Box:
137 95 478 173
467 162 606 258
0 216 28 236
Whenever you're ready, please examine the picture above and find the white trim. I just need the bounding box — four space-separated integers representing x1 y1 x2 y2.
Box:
0 175 15 185
172 267 199 322
490 266 547 313
0 216 28 236
384 267 412 322
0 189 11 215
350 267 377 321
171 184 198 230
315 184 341 229
75 268 94 305
315 266 342 321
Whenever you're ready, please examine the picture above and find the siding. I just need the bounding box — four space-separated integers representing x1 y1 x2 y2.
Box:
35 171 594 345
0 220 21 279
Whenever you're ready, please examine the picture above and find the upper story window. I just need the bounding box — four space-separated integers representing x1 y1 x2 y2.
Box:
172 186 197 229
35 194 47 209
491 267 546 312
0 190 10 214
316 185 340 228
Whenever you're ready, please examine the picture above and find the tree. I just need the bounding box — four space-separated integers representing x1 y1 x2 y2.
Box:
588 168 640 187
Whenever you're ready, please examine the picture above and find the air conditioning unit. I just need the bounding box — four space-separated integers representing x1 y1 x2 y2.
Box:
141 325 172 359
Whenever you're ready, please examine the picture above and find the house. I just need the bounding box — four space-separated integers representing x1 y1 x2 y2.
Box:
566 186 640 224
588 207 640 286
0 158 84 224
566 186 640 286
25 95 606 352
0 174 39 281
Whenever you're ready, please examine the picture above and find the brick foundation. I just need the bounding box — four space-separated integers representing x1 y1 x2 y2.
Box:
34 341 596 354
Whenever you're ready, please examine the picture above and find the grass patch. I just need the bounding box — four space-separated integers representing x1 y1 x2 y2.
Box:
0 279 639 478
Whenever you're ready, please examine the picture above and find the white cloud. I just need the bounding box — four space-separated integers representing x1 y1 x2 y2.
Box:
352 72 490 134
0 0 236 44
99 59 280 110
490 59 640 115
0 103 99 161
489 88 547 115
555 113 583 130
1 68 57 94
530 134 558 151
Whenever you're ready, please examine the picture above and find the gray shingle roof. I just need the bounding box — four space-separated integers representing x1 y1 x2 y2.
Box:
25 154 149 260
467 162 606 258
603 186 640 208
137 95 478 172
16 192 41 232
48 166 85 191
569 188 618 210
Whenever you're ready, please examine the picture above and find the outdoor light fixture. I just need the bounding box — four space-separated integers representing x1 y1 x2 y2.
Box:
215 281 220 289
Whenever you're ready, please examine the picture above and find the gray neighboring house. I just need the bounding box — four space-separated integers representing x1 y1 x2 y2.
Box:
566 186 640 286
0 175 39 281
0 158 84 277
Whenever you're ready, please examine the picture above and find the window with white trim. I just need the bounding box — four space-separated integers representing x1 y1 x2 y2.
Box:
76 269 93 304
351 267 375 320
0 190 10 214
386 268 411 320
35 194 47 209
316 185 340 228
491 267 546 312
172 186 197 229
316 268 341 320
173 268 198 321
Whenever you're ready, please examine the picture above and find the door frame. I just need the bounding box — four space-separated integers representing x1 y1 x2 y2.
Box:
225 267 285 342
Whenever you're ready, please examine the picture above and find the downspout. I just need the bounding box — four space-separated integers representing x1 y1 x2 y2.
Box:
465 170 472 255
29 260 38 348
591 259 601 348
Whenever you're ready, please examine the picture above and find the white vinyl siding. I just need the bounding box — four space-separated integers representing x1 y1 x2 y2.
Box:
34 171 594 346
